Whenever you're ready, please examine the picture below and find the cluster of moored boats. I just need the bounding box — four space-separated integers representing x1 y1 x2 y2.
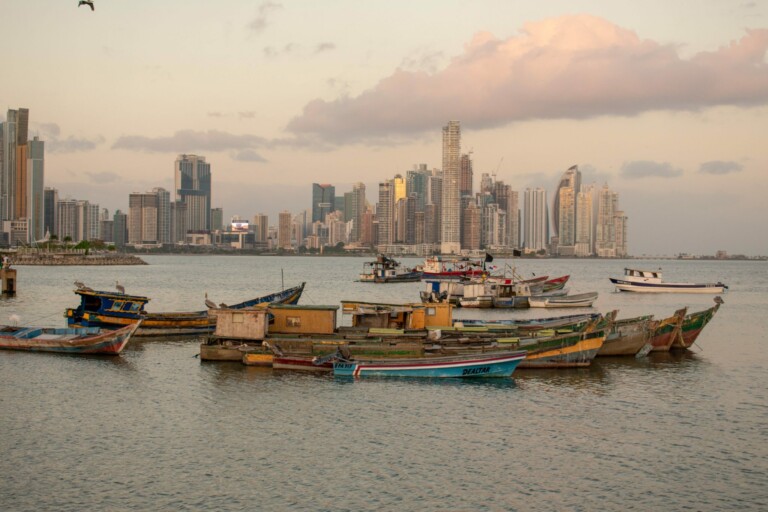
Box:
0 261 728 380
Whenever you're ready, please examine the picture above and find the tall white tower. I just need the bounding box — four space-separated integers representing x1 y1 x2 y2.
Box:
440 120 461 254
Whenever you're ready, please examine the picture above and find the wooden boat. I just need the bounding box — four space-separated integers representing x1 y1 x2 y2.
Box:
66 282 305 336
359 255 422 283
332 351 527 378
528 291 598 308
648 308 687 352
0 322 139 355
542 275 570 292
515 329 606 368
671 296 723 350
419 255 489 280
610 268 728 293
597 314 654 356
455 312 601 333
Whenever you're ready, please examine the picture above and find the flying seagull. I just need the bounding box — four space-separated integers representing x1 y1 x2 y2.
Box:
79 1 95 11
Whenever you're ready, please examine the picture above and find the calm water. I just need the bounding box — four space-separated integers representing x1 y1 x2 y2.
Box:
1 256 766 511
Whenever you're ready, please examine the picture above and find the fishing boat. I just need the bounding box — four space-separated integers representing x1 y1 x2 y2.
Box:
0 322 139 355
597 314 654 356
648 308 687 352
671 296 723 350
609 268 728 293
419 255 489 280
359 255 422 283
332 351 527 378
528 291 598 308
66 282 305 336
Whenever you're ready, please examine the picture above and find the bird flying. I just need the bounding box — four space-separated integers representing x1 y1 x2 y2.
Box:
78 1 95 11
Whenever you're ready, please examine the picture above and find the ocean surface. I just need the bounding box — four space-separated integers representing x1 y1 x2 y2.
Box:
0 255 766 511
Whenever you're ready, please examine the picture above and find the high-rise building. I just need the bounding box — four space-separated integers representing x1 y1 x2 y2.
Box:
128 192 159 245
406 165 430 213
43 187 58 238
553 165 581 251
252 213 269 243
481 203 507 248
460 153 473 198
1 107 30 223
211 207 224 232
440 121 461 254
153 187 171 244
113 210 127 248
575 185 595 256
524 188 549 253
595 185 628 257
312 183 335 223
171 201 187 244
461 201 481 251
393 174 406 203
349 182 366 243
376 180 394 246
175 154 212 232
26 136 45 242
278 211 292 250
57 199 79 242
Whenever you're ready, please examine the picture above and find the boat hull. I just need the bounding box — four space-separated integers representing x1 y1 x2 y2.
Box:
610 279 726 293
517 331 605 368
333 352 526 378
671 302 721 350
0 323 138 355
597 317 653 356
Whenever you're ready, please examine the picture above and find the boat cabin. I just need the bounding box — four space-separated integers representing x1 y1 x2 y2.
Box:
623 268 663 283
341 301 453 330
269 304 338 335
67 288 150 325
213 308 269 341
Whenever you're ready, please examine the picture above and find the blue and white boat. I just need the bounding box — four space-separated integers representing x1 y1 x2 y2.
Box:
609 268 728 293
332 351 527 378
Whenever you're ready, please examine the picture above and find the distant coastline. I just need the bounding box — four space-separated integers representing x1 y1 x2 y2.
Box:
4 250 147 266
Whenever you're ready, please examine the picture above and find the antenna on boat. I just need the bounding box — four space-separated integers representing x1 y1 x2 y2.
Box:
281 268 285 291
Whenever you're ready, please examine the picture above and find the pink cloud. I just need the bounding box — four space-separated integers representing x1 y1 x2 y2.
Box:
286 15 768 144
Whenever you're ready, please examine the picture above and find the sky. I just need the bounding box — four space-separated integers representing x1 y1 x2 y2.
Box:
1 0 767 256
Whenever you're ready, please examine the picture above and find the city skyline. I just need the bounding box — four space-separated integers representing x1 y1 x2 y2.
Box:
1 1 767 255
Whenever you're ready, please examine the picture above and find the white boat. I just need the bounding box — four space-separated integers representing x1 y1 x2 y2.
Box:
528 292 598 308
609 268 728 293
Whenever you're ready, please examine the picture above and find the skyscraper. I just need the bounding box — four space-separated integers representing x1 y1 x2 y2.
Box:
252 213 269 243
312 183 335 223
349 182 366 243
524 188 549 253
175 154 211 232
575 185 595 256
595 185 628 257
1 107 30 222
552 165 581 251
459 153 473 198
376 180 394 246
26 136 45 241
440 121 461 254
278 211 292 249
43 187 58 238
128 192 159 245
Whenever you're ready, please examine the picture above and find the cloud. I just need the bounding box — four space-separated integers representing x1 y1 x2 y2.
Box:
231 149 268 162
315 42 336 54
699 160 744 175
286 15 768 144
35 122 103 153
238 111 256 119
112 130 270 153
248 2 282 34
621 160 684 179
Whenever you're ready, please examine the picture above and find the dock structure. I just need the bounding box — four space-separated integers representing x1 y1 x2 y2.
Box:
1 268 17 295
